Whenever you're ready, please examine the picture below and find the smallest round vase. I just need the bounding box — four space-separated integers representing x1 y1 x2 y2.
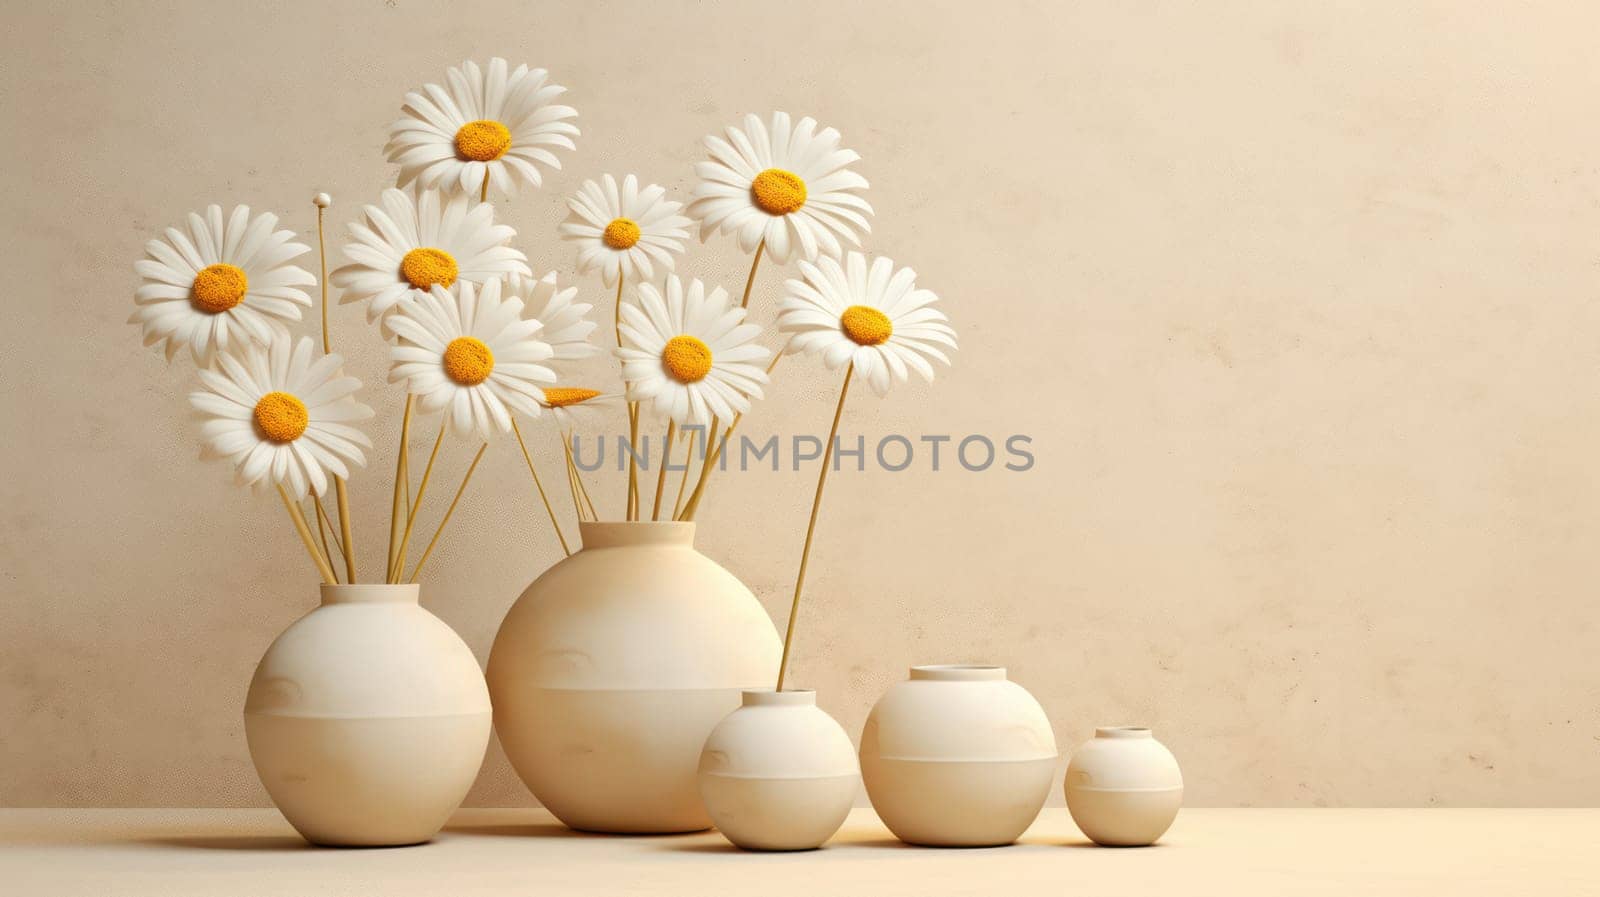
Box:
1064 726 1183 846
697 689 859 851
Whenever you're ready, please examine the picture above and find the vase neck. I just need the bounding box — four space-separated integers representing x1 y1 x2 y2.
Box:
1095 726 1154 739
909 664 1006 682
319 583 421 606
741 688 817 707
578 521 696 550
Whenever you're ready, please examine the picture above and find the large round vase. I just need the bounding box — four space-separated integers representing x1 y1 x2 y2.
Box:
859 664 1057 847
244 584 492 847
487 521 782 833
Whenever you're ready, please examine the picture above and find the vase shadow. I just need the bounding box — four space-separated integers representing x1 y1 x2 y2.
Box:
136 835 314 852
1059 839 1168 849
443 822 635 839
662 842 753 854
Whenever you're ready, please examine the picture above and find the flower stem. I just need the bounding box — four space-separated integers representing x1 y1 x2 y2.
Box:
563 434 599 520
513 418 569 556
311 494 343 580
678 353 784 521
613 273 643 521
677 414 718 521
670 427 698 520
333 479 356 583
740 238 765 309
675 246 771 522
316 204 331 354
385 395 415 582
775 363 853 692
407 442 489 584
390 420 447 582
563 447 585 521
652 421 677 521
279 484 337 584
316 200 357 582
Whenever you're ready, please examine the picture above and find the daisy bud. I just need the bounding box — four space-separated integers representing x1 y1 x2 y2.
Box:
313 193 332 208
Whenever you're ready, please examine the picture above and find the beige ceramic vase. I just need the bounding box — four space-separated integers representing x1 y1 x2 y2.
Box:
698 689 858 851
487 521 782 833
1065 726 1183 846
244 583 492 847
859 665 1057 847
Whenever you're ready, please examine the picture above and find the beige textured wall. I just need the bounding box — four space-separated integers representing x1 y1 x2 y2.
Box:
3 0 1599 808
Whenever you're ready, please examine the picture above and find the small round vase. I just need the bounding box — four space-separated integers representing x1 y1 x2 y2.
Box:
859 665 1057 847
244 584 491 847
487 522 782 833
698 689 858 851
1064 726 1183 846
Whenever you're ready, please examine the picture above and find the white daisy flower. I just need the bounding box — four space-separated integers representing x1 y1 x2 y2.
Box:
385 57 578 198
131 205 316 364
618 275 771 425
558 174 692 288
686 112 872 265
330 187 531 329
387 279 556 440
189 334 373 499
505 270 599 359
538 388 622 431
777 252 957 396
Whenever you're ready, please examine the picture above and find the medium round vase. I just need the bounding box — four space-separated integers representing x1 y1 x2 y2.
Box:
698 689 858 851
487 521 782 833
1064 726 1183 846
244 583 492 847
859 665 1057 847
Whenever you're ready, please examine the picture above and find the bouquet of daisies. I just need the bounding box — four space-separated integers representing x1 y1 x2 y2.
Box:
131 58 956 686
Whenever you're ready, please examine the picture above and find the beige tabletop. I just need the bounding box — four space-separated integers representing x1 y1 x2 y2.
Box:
1 807 1595 896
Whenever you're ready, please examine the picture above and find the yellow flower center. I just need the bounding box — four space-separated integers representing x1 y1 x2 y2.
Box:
661 335 713 383
602 217 641 249
454 119 512 161
253 391 309 443
840 305 893 346
399 247 459 290
750 168 807 215
443 336 495 385
543 387 602 407
191 263 248 313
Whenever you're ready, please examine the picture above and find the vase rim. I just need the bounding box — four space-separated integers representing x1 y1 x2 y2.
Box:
909 664 1006 682
319 583 421 606
578 520 695 549
1095 725 1153 739
740 688 817 707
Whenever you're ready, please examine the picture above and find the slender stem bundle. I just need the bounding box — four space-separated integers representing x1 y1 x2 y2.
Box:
311 495 342 580
652 421 677 520
390 421 447 582
407 442 489 583
385 395 415 581
670 429 697 520
316 201 357 582
332 480 355 582
674 243 772 522
564 450 586 521
280 483 337 584
513 418 569 556
677 353 783 521
775 363 853 691
563 435 598 520
613 274 645 521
